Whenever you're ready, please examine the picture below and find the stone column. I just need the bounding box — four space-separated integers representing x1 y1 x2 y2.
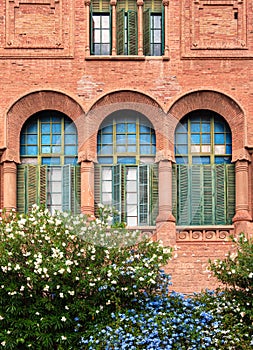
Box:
232 150 252 234
156 157 176 246
80 161 95 216
3 161 17 212
85 0 91 55
162 0 169 57
137 0 144 56
110 0 117 55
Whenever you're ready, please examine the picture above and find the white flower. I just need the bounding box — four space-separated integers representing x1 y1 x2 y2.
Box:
68 291 74 296
61 316 67 322
0 315 4 320
58 268 65 274
1 341 6 346
111 280 117 284
43 285 50 292
65 260 73 266
61 336 67 340
65 306 69 310
249 272 253 278
59 293 64 298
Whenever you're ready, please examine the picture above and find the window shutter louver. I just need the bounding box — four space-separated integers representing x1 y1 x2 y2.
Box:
62 165 71 212
143 9 151 56
139 165 148 225
177 165 190 225
90 4 95 55
172 164 178 222
39 166 47 207
94 164 101 216
203 165 214 225
150 163 159 225
215 164 226 224
71 166 81 215
191 165 202 225
113 164 122 222
17 165 27 213
27 165 38 212
128 10 137 55
117 9 125 55
226 164 235 224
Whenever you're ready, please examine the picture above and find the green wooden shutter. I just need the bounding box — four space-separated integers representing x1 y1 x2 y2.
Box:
17 165 26 213
117 9 125 55
215 164 226 224
94 164 101 216
71 166 81 215
150 163 158 225
127 10 137 55
62 165 71 212
138 165 148 225
39 166 47 207
112 164 122 222
203 165 214 225
191 165 202 225
161 5 164 55
90 5 95 55
226 164 235 224
27 165 39 212
177 165 190 225
143 9 151 56
172 164 178 221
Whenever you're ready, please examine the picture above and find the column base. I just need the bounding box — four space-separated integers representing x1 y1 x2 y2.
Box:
232 210 252 223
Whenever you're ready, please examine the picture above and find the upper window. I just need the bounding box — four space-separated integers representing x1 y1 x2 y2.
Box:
173 110 235 226
90 0 164 56
18 111 80 214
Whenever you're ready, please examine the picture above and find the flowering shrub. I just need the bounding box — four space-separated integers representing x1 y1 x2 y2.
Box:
0 205 171 349
81 291 236 349
207 233 253 349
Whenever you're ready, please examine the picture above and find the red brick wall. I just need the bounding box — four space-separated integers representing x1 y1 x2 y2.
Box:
0 0 253 293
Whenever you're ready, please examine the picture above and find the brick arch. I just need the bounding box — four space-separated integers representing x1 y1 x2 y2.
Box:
168 90 245 154
83 90 168 160
4 90 85 163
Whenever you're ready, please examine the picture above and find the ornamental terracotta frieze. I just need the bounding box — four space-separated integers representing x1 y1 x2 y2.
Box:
176 228 234 242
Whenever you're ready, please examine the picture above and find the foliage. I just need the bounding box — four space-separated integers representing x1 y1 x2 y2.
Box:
0 205 171 349
206 233 253 349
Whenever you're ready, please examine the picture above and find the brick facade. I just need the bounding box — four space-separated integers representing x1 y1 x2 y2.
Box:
1 0 253 294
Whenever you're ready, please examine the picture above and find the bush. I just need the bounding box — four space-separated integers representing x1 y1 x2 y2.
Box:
0 205 171 349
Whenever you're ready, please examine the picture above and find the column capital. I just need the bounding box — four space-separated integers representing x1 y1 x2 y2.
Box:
78 150 97 163
1 149 19 164
162 0 169 6
155 150 175 163
137 0 144 6
232 148 251 163
84 0 91 6
110 0 117 5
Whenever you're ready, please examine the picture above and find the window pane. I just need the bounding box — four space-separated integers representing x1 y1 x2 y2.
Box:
176 145 188 154
117 145 127 153
64 134 75 144
127 123 136 132
214 133 225 144
101 145 113 154
191 145 200 153
94 30 101 43
42 135 50 145
140 125 150 133
191 134 200 144
102 181 112 192
27 145 38 155
102 134 113 143
116 135 126 144
52 135 61 144
214 145 225 154
201 145 211 153
117 157 136 164
52 146 61 153
127 205 137 216
93 16 100 28
65 145 77 155
41 124 50 133
128 145 136 152
52 124 61 133
27 123 37 133
126 167 137 180
128 134 136 144
103 125 113 133
65 157 77 165
102 168 112 181
226 145 232 154
127 181 137 191
153 15 161 28
27 135 37 144
127 216 137 226
215 156 231 164
191 123 200 132
140 145 151 154
192 156 210 164
127 193 137 204
175 156 188 164
202 122 210 132
202 134 210 144
42 157 60 165
176 133 187 144
214 122 224 132
98 157 113 164
226 133 232 143
41 146 51 153
102 16 110 28
140 134 151 143
102 44 110 55
116 123 126 132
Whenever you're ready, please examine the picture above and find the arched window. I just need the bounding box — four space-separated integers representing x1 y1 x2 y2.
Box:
95 110 158 226
17 110 80 214
173 110 235 225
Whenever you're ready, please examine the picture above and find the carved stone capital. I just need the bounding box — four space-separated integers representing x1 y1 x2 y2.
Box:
162 0 169 6
110 0 117 5
78 150 97 163
232 148 251 163
84 0 91 6
155 149 175 163
1 149 19 164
